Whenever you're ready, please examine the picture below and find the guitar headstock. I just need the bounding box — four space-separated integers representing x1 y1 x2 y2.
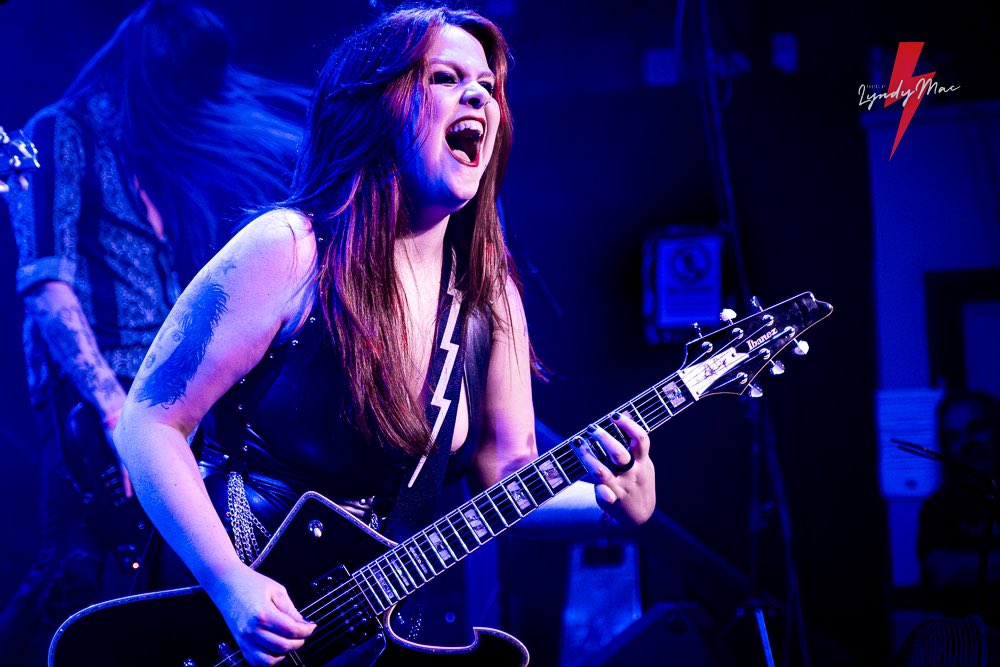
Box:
677 292 833 399
1 126 40 192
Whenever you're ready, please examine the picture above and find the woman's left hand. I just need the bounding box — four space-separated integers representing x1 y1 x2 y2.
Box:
576 413 656 526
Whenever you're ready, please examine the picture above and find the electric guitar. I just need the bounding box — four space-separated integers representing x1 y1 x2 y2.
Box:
0 125 39 189
49 292 833 667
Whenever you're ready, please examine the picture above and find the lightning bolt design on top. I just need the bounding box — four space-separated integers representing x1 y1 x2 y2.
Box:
884 42 935 160
407 266 463 488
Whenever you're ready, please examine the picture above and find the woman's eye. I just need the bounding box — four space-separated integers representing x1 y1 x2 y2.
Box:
479 81 496 95
432 71 457 84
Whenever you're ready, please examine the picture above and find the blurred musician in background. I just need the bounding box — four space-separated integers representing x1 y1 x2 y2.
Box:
0 2 304 663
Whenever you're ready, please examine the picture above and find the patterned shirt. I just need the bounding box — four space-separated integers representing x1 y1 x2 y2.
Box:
7 91 181 403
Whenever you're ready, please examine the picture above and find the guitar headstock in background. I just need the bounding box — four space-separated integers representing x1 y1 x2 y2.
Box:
1 126 40 193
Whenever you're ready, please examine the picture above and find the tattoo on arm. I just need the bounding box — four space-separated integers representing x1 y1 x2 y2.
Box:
135 281 229 408
35 304 125 405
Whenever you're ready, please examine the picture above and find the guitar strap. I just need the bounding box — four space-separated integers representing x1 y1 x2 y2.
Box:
382 247 470 543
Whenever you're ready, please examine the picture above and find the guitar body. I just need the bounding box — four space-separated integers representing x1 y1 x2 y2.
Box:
50 492 529 667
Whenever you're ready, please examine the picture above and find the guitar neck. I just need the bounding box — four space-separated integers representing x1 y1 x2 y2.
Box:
350 370 697 613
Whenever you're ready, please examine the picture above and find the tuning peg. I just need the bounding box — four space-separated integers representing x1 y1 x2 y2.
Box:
720 308 737 324
769 360 785 375
750 295 764 312
749 384 764 398
792 339 810 356
692 322 703 338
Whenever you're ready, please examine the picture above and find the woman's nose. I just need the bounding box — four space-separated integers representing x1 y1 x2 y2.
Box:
462 83 489 109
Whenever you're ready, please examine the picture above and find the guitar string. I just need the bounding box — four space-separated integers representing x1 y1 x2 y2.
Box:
291 448 590 656
300 447 584 628
212 317 784 664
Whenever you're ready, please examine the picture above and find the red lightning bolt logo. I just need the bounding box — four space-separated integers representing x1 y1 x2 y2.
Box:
884 42 935 160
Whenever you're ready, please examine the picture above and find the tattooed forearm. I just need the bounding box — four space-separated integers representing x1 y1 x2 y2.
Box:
31 300 126 409
135 281 229 407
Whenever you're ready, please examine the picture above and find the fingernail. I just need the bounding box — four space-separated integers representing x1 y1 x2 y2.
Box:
573 436 584 447
612 412 622 421
587 424 597 433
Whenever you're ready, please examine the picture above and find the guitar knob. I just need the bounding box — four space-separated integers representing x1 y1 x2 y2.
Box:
769 360 785 376
719 308 737 323
749 384 764 398
792 339 810 356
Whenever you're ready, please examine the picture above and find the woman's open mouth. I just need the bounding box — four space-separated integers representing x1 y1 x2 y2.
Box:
445 118 484 167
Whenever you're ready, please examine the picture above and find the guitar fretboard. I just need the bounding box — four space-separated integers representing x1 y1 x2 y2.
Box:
351 370 698 613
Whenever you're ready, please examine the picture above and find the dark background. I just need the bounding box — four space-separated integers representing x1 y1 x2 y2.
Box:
2 0 998 665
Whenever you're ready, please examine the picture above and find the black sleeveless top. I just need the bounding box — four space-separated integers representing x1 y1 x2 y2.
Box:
198 247 493 550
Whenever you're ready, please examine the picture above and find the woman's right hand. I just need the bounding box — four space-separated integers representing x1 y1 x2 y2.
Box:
207 564 316 666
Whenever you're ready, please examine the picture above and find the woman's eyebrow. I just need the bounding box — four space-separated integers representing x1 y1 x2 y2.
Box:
427 57 494 79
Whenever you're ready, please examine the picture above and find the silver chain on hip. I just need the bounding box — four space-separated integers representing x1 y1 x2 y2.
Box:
226 471 272 564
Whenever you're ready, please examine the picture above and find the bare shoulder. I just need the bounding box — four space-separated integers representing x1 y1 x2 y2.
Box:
213 209 317 286
494 274 528 338
234 208 316 259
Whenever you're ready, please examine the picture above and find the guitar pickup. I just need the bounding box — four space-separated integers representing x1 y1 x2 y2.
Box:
310 565 352 594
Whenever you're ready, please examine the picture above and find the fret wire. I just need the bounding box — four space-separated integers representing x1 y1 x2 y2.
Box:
395 545 422 585
512 472 539 507
555 446 587 478
469 500 497 537
458 507 484 545
649 393 691 429
451 510 479 550
528 465 552 498
369 564 395 605
549 454 571 486
474 492 499 537
639 396 668 424
387 552 416 590
358 568 386 611
652 383 674 416
483 491 509 528
444 514 471 553
355 567 379 607
533 464 555 497
401 543 429 582
352 570 380 612
420 531 449 569
413 535 441 574
373 561 400 601
499 484 524 517
431 521 461 562
628 399 650 430
490 485 520 523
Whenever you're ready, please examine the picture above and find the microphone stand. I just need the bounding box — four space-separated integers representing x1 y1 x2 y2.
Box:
894 439 999 618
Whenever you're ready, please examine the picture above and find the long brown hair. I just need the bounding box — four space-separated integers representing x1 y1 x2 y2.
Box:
284 6 515 456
